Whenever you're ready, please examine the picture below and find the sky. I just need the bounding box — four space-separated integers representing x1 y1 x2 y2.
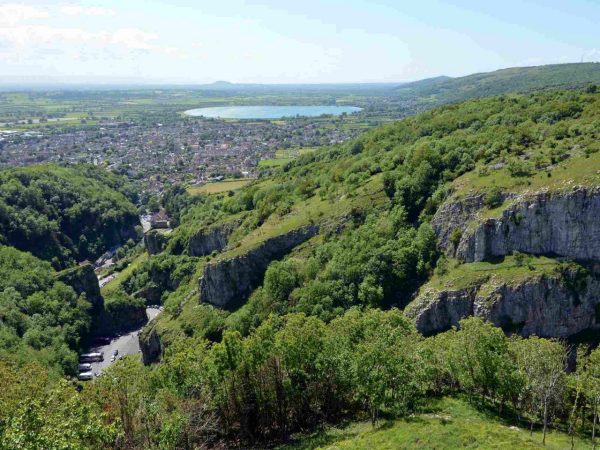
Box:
0 0 599 84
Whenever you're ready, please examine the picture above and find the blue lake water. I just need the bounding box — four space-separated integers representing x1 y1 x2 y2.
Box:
183 105 362 119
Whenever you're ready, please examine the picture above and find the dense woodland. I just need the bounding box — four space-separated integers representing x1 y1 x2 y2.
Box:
0 165 140 269
0 246 93 376
2 82 600 448
0 166 142 380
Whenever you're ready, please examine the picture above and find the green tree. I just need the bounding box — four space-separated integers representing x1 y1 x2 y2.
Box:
448 318 520 410
511 336 567 445
576 346 600 449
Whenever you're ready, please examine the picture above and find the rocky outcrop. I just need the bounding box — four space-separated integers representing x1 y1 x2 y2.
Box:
105 302 147 333
431 193 487 254
134 286 163 304
406 267 600 338
433 187 600 262
406 287 478 335
140 323 162 364
188 221 239 257
199 224 319 309
56 263 103 311
144 230 168 255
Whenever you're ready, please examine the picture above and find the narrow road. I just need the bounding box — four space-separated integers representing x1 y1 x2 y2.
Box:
86 307 161 376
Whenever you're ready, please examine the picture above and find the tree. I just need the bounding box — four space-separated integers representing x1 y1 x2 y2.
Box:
91 356 152 448
576 346 600 449
346 309 425 425
264 261 298 303
511 336 567 444
0 362 117 449
448 317 520 409
566 346 588 450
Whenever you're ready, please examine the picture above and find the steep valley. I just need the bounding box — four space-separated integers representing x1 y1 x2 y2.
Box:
4 81 600 449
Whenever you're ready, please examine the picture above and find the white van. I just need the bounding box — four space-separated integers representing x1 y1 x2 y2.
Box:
80 352 104 362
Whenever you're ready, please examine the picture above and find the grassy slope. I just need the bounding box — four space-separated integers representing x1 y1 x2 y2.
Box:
148 175 388 342
151 89 600 350
101 252 149 297
404 255 566 315
282 397 591 450
426 255 561 291
222 174 387 259
453 150 600 204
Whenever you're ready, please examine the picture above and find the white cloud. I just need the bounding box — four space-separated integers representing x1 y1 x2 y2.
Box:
110 28 157 50
60 4 116 17
0 23 184 61
0 3 183 58
0 25 98 47
0 3 48 26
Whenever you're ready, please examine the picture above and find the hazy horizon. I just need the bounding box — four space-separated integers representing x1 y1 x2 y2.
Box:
1 1 599 85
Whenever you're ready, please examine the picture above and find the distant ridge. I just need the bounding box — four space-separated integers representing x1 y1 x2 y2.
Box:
206 80 235 88
394 62 600 104
0 78 401 92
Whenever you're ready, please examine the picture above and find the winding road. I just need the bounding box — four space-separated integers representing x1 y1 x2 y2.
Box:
86 307 161 376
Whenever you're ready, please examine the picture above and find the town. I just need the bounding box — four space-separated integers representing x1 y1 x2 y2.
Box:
0 113 369 192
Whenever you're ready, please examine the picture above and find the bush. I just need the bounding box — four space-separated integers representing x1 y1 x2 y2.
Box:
507 158 533 177
484 186 504 209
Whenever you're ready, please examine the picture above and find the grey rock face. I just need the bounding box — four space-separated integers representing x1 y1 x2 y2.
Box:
188 221 239 257
431 193 486 255
199 224 319 309
407 269 600 338
140 324 161 364
57 263 103 311
434 187 600 262
406 288 477 335
144 230 167 255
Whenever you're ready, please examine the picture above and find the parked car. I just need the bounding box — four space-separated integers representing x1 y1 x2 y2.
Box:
78 371 93 381
78 363 92 372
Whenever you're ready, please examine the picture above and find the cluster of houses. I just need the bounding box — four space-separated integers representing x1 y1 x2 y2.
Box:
0 115 361 192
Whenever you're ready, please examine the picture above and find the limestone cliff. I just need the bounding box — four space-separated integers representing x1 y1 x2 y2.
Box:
56 263 103 311
431 193 486 255
188 220 239 257
433 186 600 262
144 230 168 255
140 323 162 364
199 224 319 309
406 265 600 338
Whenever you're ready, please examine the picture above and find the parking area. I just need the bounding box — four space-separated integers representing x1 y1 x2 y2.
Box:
82 307 161 378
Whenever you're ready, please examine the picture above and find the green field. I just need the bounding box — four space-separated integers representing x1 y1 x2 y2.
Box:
187 178 254 195
0 88 386 131
282 397 591 450
258 147 318 167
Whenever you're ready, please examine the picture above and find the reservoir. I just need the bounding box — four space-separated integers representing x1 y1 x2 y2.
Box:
184 105 362 119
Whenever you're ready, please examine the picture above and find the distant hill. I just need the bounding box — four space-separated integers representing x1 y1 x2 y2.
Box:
191 81 402 92
395 62 600 104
